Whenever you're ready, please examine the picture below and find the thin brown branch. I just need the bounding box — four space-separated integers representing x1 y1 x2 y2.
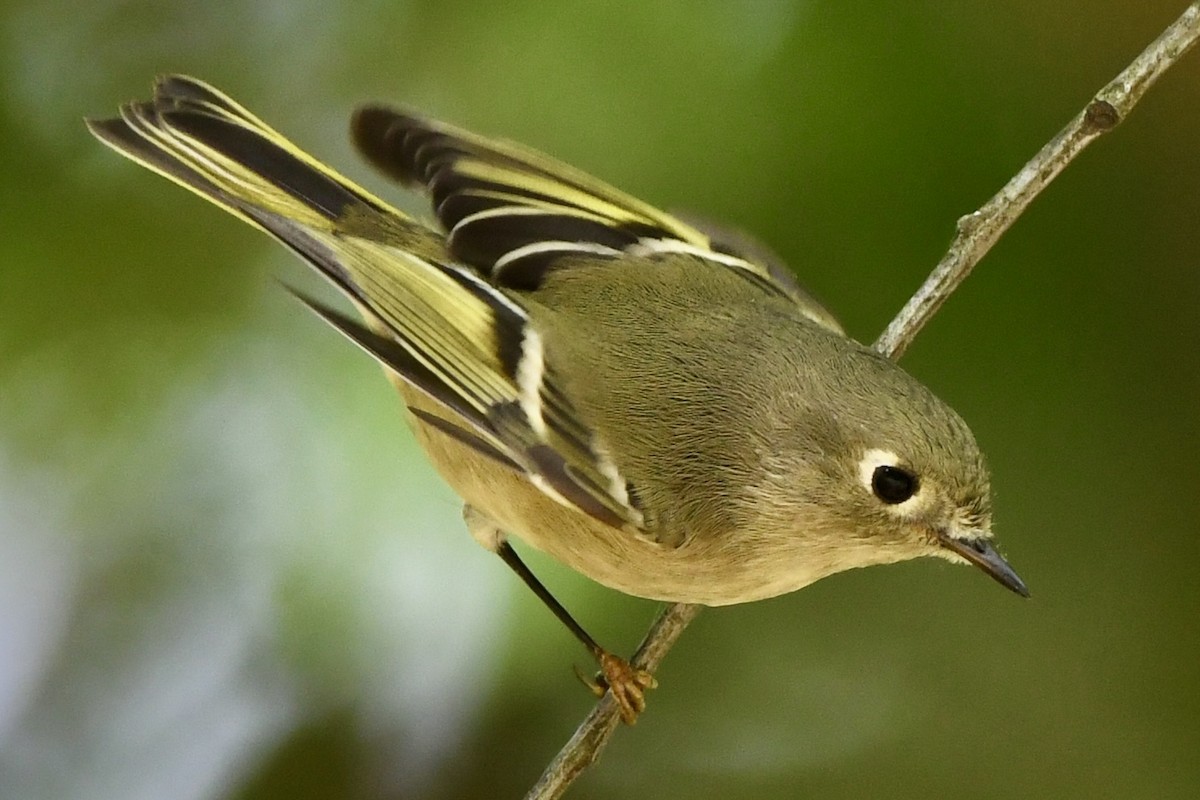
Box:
875 2 1200 359
524 603 701 799
526 4 1200 797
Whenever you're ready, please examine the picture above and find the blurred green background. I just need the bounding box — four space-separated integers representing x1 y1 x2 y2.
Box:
1 1 1198 798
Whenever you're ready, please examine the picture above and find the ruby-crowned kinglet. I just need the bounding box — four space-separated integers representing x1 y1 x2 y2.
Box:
88 76 1026 724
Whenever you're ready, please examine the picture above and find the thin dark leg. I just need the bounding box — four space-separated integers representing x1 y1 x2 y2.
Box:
496 540 604 658
492 535 657 724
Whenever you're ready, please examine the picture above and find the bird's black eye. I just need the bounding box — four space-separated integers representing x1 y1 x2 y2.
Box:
872 465 918 504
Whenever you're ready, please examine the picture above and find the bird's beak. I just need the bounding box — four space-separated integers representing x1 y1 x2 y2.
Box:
937 531 1029 597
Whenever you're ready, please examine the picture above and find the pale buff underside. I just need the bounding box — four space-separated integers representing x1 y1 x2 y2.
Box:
396 381 934 606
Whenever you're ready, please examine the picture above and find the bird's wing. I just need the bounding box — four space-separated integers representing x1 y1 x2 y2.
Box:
351 105 842 332
87 75 645 532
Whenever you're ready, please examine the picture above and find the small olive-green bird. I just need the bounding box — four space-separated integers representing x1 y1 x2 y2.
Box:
88 75 1025 724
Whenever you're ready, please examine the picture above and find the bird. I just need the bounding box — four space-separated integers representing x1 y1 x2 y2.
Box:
87 75 1026 724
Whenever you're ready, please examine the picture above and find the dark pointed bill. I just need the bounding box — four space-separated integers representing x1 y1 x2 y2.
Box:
938 533 1030 597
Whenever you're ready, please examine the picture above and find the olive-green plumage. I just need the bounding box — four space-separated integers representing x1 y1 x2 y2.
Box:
87 75 1025 613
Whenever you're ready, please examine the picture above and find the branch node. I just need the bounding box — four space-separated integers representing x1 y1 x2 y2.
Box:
1084 99 1121 132
955 210 985 236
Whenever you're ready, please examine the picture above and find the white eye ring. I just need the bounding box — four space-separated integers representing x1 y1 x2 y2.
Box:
859 449 901 490
859 449 923 512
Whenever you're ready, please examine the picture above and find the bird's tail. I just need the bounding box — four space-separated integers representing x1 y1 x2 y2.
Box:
86 74 404 238
87 76 639 530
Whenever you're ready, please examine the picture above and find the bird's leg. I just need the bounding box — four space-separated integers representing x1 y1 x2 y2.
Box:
464 505 657 724
495 540 658 724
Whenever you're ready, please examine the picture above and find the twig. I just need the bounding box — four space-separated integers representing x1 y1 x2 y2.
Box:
524 603 701 799
876 2 1200 359
526 5 1200 798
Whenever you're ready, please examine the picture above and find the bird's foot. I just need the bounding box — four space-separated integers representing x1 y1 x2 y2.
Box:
576 651 657 725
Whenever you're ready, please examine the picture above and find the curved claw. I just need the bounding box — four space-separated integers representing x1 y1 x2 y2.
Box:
573 662 607 698
595 651 658 725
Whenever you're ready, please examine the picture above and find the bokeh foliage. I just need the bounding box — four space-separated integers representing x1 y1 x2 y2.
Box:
0 1 1197 798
